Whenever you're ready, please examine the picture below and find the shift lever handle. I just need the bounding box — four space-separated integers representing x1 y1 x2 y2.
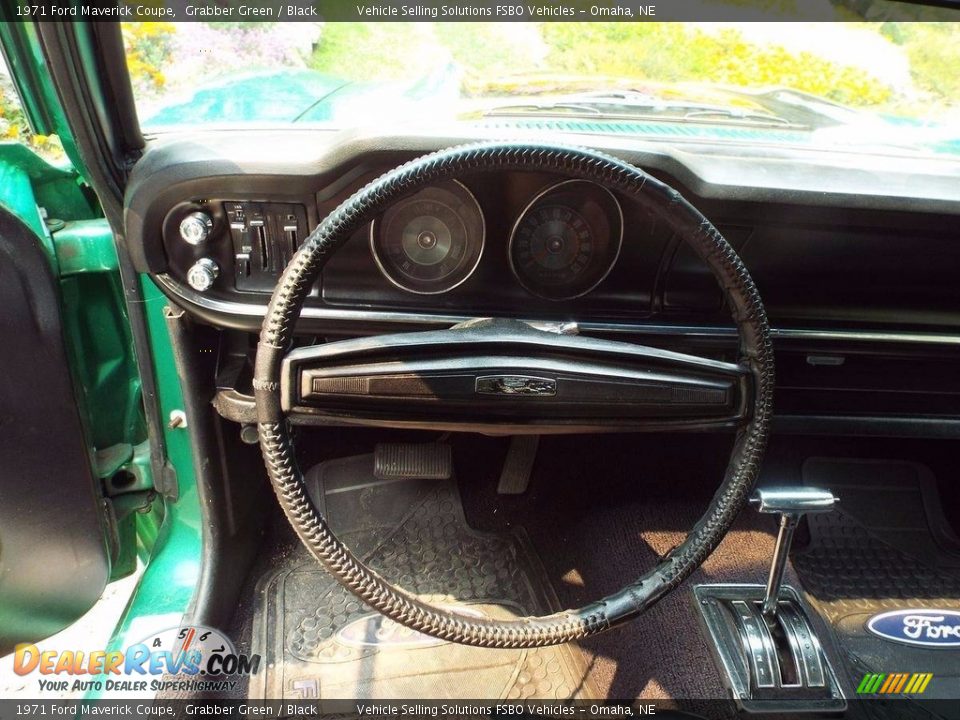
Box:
751 487 838 618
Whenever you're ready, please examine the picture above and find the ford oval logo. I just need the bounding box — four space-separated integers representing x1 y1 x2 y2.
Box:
866 609 960 648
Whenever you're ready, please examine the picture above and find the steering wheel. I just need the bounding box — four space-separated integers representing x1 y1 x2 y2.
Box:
254 142 774 648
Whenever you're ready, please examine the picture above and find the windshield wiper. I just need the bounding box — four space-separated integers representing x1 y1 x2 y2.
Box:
292 81 355 123
482 90 803 128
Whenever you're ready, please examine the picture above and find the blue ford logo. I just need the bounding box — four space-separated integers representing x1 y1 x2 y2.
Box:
866 609 960 648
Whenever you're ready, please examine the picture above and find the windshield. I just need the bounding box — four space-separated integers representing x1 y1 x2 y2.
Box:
125 20 960 157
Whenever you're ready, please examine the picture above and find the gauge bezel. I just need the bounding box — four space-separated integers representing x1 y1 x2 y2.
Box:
508 179 624 301
369 179 485 296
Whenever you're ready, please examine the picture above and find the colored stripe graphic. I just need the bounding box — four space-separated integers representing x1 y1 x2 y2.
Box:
857 672 932 694
893 674 908 693
879 674 896 693
856 673 884 693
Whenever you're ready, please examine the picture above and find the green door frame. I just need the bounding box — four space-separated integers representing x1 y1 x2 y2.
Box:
0 18 204 679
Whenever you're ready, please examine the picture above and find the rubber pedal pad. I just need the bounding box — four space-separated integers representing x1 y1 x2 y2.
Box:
373 443 452 480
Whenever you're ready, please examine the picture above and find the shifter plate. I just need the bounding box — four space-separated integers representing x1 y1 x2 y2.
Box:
695 583 846 714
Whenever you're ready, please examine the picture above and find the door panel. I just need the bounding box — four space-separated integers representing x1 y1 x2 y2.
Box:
0 207 110 654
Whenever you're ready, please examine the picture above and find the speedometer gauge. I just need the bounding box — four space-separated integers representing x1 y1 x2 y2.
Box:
509 180 623 300
370 180 484 295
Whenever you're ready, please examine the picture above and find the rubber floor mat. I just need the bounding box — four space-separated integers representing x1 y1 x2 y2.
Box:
794 458 960 715
249 453 597 702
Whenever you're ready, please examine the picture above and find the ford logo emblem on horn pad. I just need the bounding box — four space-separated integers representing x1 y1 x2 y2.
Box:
866 609 960 648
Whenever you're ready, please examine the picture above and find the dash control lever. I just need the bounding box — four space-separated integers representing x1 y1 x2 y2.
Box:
750 487 838 618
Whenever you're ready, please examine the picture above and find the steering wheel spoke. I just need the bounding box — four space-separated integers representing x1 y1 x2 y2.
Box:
282 319 750 431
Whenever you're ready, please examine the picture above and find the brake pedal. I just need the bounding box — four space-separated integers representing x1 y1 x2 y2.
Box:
373 443 452 481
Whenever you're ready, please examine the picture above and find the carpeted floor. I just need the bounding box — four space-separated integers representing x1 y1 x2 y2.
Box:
455 432 801 703
454 432 872 706
217 430 958 708
523 500 782 701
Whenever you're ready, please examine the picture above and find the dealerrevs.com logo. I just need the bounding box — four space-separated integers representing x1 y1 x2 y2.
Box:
14 626 260 694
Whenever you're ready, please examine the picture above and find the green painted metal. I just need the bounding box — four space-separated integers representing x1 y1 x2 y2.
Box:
83 277 203 702
47 218 153 593
54 218 120 275
0 142 99 265
0 151 54 259
1 19 203 678
54 234 154 592
55 220 145 454
0 139 73 179
0 142 100 221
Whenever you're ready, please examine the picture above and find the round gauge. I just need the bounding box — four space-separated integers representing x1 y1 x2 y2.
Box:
509 180 623 301
370 180 484 295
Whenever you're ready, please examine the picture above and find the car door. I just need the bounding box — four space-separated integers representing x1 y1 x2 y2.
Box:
0 24 149 654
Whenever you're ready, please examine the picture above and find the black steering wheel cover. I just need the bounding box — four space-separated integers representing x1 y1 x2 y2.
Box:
254 142 774 647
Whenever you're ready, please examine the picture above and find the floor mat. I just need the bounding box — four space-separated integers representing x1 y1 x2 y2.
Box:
803 457 960 569
248 453 597 701
795 458 960 714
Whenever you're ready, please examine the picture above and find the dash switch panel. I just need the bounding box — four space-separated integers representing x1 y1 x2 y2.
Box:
225 201 309 293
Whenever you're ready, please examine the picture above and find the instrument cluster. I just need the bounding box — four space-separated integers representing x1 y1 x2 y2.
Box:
368 178 624 301
370 180 484 295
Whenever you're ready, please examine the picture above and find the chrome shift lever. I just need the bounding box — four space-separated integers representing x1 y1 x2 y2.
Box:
750 487 838 618
697 487 845 712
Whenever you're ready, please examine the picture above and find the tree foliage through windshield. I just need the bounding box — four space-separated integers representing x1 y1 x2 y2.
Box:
3 14 960 160
121 20 960 129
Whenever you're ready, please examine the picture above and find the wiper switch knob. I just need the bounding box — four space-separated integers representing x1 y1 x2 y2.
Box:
179 211 213 245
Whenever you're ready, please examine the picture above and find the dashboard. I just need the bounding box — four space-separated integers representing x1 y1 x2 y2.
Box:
154 167 660 322
124 128 960 436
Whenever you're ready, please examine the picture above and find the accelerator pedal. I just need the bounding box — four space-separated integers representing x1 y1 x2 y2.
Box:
496 435 540 495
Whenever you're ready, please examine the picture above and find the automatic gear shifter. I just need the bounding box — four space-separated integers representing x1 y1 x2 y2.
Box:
751 487 838 618
695 486 846 713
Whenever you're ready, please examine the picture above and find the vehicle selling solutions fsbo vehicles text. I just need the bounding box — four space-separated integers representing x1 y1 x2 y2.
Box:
354 5 654 18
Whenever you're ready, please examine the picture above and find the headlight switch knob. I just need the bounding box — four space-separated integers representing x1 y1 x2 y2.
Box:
187 258 220 292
